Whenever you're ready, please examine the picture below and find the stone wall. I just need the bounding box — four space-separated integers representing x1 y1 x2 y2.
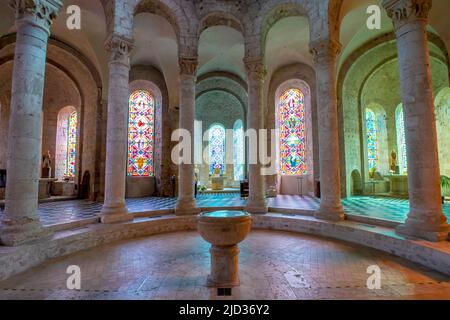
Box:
435 87 450 178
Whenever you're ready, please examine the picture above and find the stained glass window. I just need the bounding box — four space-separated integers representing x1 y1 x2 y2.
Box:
127 90 154 177
366 109 379 171
396 105 408 174
278 88 307 175
209 124 226 175
233 120 244 181
66 111 77 177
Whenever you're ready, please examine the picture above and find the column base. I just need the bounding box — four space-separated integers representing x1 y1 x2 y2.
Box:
315 204 345 222
266 188 277 198
246 198 268 214
175 198 200 216
100 203 133 224
396 224 449 242
207 245 240 287
0 218 52 247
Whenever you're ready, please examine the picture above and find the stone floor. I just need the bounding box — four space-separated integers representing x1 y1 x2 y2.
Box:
1 194 449 227
0 230 448 300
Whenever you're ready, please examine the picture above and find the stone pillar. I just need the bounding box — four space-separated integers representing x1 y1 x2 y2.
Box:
0 0 62 246
244 57 267 213
100 35 134 224
175 57 199 215
383 0 449 241
309 40 345 221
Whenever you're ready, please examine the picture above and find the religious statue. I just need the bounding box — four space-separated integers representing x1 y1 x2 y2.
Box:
390 150 398 174
42 150 52 178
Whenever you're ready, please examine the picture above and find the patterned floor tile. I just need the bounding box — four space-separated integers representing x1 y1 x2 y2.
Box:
0 195 449 227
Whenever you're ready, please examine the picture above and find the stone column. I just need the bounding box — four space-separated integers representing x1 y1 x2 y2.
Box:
383 0 449 241
175 57 199 215
0 0 62 246
244 57 267 213
100 35 134 224
309 40 345 221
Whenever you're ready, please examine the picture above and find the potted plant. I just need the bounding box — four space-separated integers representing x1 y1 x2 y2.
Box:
441 175 450 204
198 184 207 193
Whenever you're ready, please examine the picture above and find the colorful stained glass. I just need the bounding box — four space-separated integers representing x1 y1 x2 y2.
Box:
278 88 307 175
66 111 77 177
127 90 154 177
233 119 244 181
209 125 226 175
366 109 379 171
396 105 408 174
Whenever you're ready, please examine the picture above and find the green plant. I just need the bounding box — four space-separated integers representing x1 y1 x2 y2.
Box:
441 175 450 189
441 175 450 204
198 185 207 192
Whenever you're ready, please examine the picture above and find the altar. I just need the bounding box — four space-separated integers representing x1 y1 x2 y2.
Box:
211 176 225 191
38 178 58 200
209 167 226 191
389 175 409 196
52 180 77 197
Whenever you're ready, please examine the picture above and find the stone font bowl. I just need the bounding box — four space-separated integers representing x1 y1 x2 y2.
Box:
197 211 252 246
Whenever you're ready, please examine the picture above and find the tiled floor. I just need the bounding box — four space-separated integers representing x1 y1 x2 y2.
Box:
0 230 448 300
0 194 449 227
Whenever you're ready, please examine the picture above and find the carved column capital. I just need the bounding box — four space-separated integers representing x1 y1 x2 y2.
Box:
105 34 133 66
244 57 267 82
9 0 62 33
383 0 432 26
179 56 198 76
309 39 342 65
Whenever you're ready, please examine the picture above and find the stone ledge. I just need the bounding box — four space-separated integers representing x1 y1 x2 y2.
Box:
0 213 449 282
345 213 401 228
268 207 315 216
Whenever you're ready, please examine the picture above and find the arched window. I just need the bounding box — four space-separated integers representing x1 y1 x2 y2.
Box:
127 90 155 177
233 119 244 181
66 111 78 177
278 88 307 175
55 106 78 179
365 109 379 171
396 105 408 174
209 124 226 175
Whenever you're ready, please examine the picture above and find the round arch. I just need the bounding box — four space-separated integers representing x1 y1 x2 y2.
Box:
272 78 314 196
125 79 165 198
132 0 198 56
253 1 310 59
198 11 243 35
